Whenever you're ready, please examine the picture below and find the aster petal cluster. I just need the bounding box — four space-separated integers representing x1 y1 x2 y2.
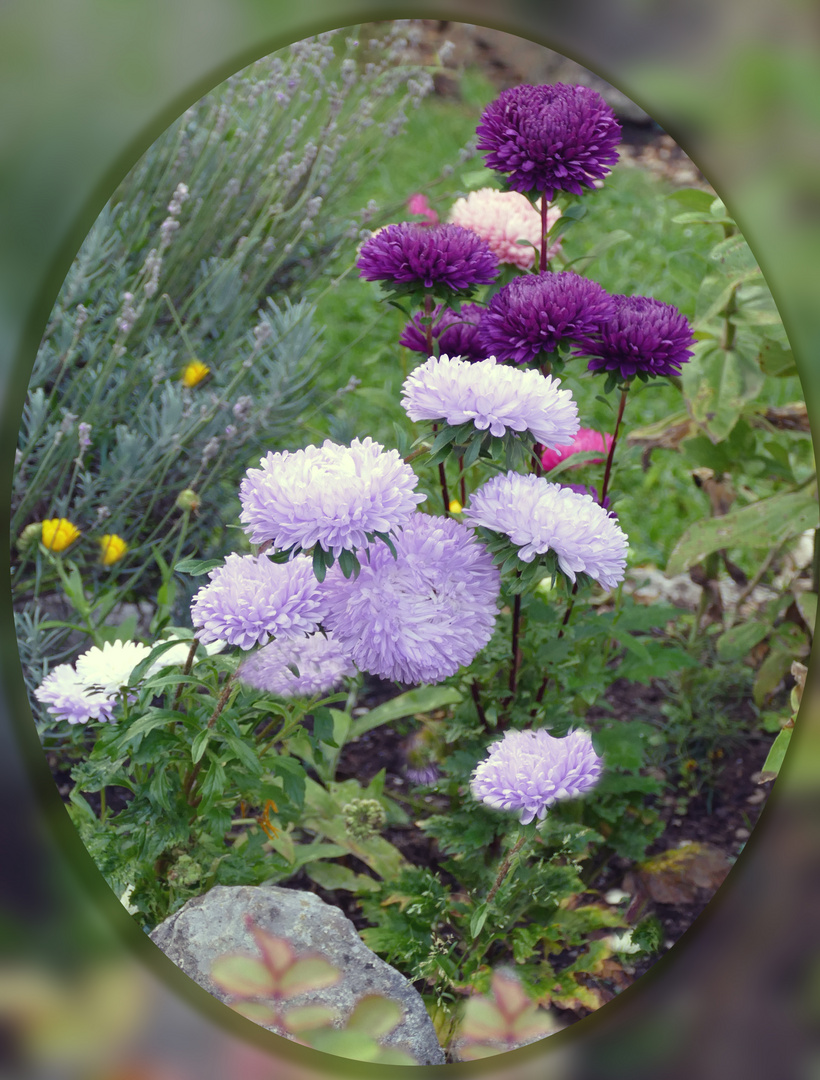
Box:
399 302 485 361
476 83 621 199
322 513 500 685
239 437 426 557
471 728 603 824
401 354 579 447
447 188 562 269
238 632 356 699
540 426 613 472
577 294 695 379
190 553 327 650
34 640 153 725
465 472 628 588
356 222 499 292
479 273 615 364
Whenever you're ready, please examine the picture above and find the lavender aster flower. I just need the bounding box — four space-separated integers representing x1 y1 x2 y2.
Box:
465 472 628 589
238 632 356 698
239 437 425 557
471 728 603 824
34 664 117 725
476 83 621 199
578 294 695 379
479 273 615 364
356 222 498 292
190 553 326 650
399 302 485 361
401 354 579 447
323 514 500 685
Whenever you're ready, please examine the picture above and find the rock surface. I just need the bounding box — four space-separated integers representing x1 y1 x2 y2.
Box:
150 884 445 1066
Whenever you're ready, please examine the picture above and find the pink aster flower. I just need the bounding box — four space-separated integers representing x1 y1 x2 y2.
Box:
471 728 603 824
465 471 628 589
239 437 426 557
407 192 439 225
401 354 579 447
540 427 614 473
190 553 327 650
448 188 562 269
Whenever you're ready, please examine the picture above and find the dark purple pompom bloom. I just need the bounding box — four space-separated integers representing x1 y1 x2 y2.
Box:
476 83 622 198
356 222 498 293
578 294 695 379
399 302 486 361
479 272 615 364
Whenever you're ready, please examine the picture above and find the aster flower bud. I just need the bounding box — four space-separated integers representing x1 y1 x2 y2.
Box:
342 799 387 841
175 488 200 513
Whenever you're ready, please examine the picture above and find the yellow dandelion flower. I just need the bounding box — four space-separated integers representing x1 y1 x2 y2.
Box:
99 534 128 566
448 499 463 514
41 518 81 553
181 360 210 388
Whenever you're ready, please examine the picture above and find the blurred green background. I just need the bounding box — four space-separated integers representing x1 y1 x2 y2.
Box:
1 1 819 1077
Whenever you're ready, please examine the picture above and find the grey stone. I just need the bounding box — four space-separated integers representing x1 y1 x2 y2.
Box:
150 884 445 1066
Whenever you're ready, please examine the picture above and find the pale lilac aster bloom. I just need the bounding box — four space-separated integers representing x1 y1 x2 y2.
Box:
322 514 500 685
356 222 498 292
239 437 425 557
190 553 326 650
238 632 356 698
465 472 628 589
401 354 579 447
471 728 603 824
34 663 117 725
448 188 562 269
74 640 153 695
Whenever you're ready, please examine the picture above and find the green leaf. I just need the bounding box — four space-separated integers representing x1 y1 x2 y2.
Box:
349 685 463 740
666 250 711 294
709 235 762 285
191 729 210 764
568 229 631 274
210 955 276 997
305 861 380 893
174 558 223 576
312 545 329 583
312 707 339 749
667 486 819 575
224 734 264 776
470 902 489 938
337 548 360 580
715 620 772 662
760 726 793 780
279 958 340 998
347 995 402 1037
759 339 797 378
681 343 765 442
667 188 717 213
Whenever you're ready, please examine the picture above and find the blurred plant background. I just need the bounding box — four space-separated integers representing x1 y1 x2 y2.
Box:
2 4 820 1080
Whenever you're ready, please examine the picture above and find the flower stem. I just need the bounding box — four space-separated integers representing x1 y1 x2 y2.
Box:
599 384 630 508
486 832 528 905
540 195 550 273
508 592 522 698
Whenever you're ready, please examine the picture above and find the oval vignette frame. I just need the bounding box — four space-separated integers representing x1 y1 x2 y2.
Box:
1 2 819 1079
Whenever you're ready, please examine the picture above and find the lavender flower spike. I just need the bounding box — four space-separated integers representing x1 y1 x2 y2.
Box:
357 222 498 293
471 728 603 824
239 632 356 699
239 437 425 557
465 472 628 589
479 273 615 365
401 354 579 448
476 83 621 199
190 553 327 650
322 513 500 685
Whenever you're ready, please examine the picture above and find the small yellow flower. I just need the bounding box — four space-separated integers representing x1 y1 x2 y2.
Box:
99 534 128 566
181 360 210 388
41 518 81 553
448 499 463 514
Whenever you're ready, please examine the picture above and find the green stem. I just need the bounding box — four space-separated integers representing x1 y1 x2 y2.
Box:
599 384 630 508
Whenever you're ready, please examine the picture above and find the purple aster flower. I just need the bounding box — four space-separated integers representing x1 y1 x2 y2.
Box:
465 472 628 589
356 222 499 292
322 513 500 685
578 294 695 379
479 273 615 364
239 437 426 557
190 553 327 650
399 302 485 361
238 632 356 698
401 354 579 447
476 83 621 199
34 663 117 724
471 728 603 824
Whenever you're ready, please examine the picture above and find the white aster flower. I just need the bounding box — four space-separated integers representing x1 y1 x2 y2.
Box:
74 640 153 696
